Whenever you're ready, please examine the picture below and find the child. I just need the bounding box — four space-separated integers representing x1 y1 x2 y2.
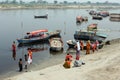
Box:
18 58 23 72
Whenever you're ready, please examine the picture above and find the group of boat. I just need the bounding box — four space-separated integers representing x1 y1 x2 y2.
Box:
67 22 108 49
89 10 109 20
17 29 64 52
17 11 110 52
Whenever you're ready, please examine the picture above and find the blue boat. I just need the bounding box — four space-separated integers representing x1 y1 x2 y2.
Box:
17 29 49 44
17 29 61 44
74 30 108 43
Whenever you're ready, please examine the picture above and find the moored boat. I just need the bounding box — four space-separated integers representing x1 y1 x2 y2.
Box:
49 38 63 52
87 23 97 31
66 40 76 48
92 15 102 20
76 16 88 23
67 40 104 50
89 10 97 15
17 29 49 44
17 29 61 44
97 11 109 17
109 13 120 22
34 14 48 18
109 13 120 18
74 30 107 43
47 30 61 38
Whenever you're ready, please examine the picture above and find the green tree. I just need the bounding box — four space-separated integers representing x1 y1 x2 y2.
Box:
64 1 67 4
54 0 58 4
87 1 91 4
10 0 18 4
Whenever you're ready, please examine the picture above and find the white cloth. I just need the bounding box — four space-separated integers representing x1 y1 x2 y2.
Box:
77 41 80 51
28 56 32 64
74 60 82 67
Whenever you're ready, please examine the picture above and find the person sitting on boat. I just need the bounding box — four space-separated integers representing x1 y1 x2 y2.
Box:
65 53 73 62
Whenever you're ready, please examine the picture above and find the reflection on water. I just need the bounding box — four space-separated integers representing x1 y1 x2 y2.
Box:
17 41 49 53
49 48 64 55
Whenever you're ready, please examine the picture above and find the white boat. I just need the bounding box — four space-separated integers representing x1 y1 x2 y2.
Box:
49 38 63 52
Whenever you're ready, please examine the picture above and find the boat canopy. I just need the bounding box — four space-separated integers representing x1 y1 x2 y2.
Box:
27 29 48 35
88 24 97 28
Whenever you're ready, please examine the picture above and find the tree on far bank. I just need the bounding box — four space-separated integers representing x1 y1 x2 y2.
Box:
64 1 68 4
54 0 58 4
11 0 18 4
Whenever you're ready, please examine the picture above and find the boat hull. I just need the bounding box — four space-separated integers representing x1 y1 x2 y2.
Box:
74 31 107 43
49 38 63 52
34 15 48 18
17 37 49 44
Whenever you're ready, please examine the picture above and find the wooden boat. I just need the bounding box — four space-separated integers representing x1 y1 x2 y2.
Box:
49 38 63 52
47 30 61 38
109 13 120 22
17 29 49 44
89 10 97 15
109 18 120 22
74 30 107 43
92 15 102 20
66 40 76 48
17 29 61 44
109 13 120 18
87 23 97 31
67 40 104 49
76 16 88 23
34 14 48 18
97 11 109 17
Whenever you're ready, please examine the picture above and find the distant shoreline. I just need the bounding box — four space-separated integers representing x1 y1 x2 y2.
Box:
0 5 120 10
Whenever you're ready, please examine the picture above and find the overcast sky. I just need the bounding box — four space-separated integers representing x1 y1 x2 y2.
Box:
0 0 120 3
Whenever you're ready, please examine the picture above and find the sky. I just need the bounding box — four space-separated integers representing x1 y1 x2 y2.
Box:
0 0 120 3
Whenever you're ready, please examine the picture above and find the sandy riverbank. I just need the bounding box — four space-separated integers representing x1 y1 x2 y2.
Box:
2 38 120 80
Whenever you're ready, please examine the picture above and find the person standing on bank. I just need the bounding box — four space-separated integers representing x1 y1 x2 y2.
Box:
74 41 81 60
12 41 16 60
27 48 32 64
24 54 28 70
18 58 23 72
86 40 91 55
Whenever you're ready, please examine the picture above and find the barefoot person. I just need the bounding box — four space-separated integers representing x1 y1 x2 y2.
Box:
65 53 73 62
86 40 91 55
12 41 16 60
18 58 23 72
74 41 81 60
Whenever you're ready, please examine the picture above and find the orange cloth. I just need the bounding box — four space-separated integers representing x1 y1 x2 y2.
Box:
80 41 84 50
12 43 16 51
92 43 96 53
28 50 32 59
86 42 91 54
63 60 71 68
65 54 72 61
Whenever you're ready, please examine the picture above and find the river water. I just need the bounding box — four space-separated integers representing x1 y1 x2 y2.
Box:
0 8 120 78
